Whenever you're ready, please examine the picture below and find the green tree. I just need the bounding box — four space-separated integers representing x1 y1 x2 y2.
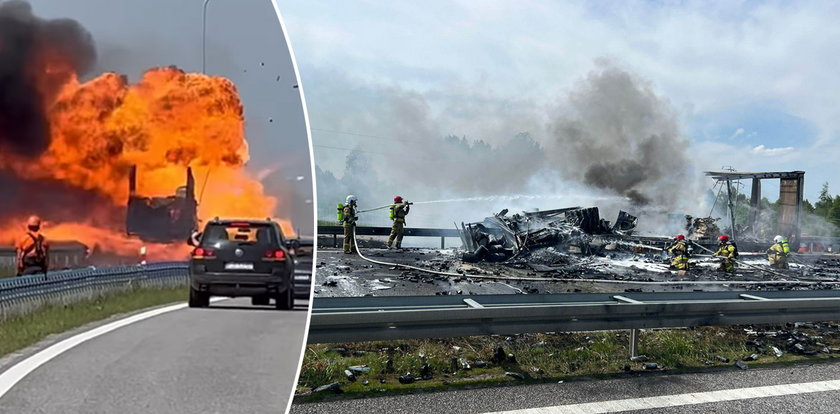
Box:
815 182 833 218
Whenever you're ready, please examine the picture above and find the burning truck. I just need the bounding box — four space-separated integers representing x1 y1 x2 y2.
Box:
0 3 279 261
126 165 198 243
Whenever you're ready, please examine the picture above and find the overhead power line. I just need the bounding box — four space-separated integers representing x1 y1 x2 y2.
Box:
311 128 426 144
311 144 397 157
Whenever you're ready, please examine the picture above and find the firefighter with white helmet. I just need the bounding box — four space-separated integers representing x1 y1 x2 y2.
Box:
767 235 790 269
342 195 358 254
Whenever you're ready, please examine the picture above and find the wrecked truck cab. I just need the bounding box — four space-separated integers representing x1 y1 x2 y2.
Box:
126 165 199 243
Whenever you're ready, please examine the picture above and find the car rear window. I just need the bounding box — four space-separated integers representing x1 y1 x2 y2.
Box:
200 223 277 247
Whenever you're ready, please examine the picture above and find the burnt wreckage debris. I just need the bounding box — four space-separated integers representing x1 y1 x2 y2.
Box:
458 207 637 262
685 216 721 240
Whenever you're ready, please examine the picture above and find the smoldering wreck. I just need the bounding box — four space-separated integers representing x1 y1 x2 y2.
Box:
458 207 639 263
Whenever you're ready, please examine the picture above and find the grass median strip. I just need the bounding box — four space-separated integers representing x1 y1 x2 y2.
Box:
0 286 186 358
295 324 840 402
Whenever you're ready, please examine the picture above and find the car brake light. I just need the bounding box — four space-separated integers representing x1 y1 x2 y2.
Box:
230 222 250 227
264 249 286 261
193 247 215 258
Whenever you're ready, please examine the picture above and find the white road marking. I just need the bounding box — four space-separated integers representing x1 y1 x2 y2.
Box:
0 298 225 399
483 379 840 413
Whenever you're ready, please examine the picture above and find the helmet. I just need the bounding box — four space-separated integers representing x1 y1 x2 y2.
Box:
346 195 357 204
27 215 41 227
774 235 784 243
718 235 729 242
675 234 685 241
394 196 403 203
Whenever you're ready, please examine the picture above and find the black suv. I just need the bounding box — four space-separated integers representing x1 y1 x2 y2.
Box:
188 218 295 310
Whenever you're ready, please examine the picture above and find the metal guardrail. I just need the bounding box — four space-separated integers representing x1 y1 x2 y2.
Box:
318 225 840 252
317 225 460 237
0 262 189 319
0 242 90 275
307 290 840 344
318 225 460 248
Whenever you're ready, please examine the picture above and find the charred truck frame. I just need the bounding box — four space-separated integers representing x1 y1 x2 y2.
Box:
705 171 805 250
458 207 638 262
126 165 199 243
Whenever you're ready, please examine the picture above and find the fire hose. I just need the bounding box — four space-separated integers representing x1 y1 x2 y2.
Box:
351 226 553 282
356 204 392 213
348 226 840 286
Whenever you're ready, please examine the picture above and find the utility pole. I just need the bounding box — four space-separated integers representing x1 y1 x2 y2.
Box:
202 0 211 74
721 166 738 240
726 179 737 241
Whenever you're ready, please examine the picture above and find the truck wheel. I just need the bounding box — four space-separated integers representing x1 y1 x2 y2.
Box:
251 295 270 306
275 287 294 310
189 287 209 308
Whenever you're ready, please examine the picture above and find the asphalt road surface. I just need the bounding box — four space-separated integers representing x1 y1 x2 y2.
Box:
0 298 308 414
313 247 808 298
291 360 840 414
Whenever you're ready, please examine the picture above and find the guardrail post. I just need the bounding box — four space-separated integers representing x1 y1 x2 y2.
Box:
629 328 640 358
333 234 337 248
441 236 445 249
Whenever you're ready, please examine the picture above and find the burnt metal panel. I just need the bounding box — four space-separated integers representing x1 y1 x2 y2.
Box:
705 171 806 180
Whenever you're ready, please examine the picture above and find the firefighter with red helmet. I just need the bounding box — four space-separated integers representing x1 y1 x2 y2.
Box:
667 234 690 271
386 196 411 249
714 234 737 273
15 215 50 276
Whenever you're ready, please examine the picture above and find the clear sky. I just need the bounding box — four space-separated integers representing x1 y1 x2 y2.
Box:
33 0 313 232
280 0 840 205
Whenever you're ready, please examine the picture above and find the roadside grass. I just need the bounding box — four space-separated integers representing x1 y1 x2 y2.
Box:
296 325 840 401
0 286 186 358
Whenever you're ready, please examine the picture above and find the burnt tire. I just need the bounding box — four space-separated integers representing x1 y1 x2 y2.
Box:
275 286 294 310
188 287 209 308
251 295 270 306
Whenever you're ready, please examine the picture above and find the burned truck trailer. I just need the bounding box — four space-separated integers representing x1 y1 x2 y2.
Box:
126 165 198 243
705 170 805 250
458 207 637 262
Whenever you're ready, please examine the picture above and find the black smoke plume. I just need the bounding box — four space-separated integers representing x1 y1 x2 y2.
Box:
0 0 96 157
547 63 691 209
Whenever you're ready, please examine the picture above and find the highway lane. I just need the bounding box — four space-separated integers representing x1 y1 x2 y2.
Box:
290 360 840 414
0 298 308 414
